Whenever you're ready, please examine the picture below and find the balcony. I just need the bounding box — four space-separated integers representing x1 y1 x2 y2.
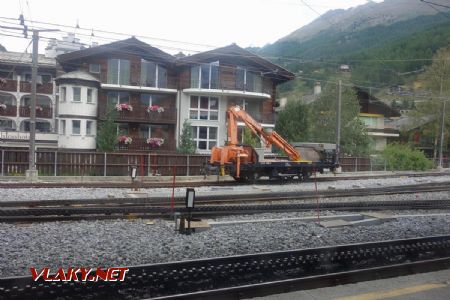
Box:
184 81 272 99
19 81 53 94
0 79 17 92
19 106 53 119
0 105 17 117
99 105 177 124
116 138 176 152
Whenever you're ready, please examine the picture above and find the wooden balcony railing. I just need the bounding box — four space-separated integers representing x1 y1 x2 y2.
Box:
19 81 53 94
0 105 17 117
19 106 53 118
0 79 17 92
115 138 176 152
99 105 177 124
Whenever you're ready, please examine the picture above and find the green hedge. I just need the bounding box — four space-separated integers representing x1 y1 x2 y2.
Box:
382 143 433 171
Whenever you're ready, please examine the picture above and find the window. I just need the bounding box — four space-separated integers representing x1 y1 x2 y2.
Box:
139 94 167 107
107 91 130 107
87 89 93 103
86 121 93 135
235 67 262 92
0 92 16 106
60 120 66 135
107 59 130 85
21 120 51 132
72 120 80 135
0 69 13 79
23 73 52 83
192 126 217 150
139 124 169 139
89 64 100 74
73 87 81 102
117 123 129 135
21 95 51 107
140 60 167 88
189 96 218 120
190 62 219 89
60 87 66 102
0 119 15 130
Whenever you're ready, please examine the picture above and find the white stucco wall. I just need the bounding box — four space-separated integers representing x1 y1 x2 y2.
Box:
58 84 98 117
57 83 98 150
58 118 97 149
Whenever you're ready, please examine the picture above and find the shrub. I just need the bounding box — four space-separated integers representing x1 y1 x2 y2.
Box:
382 143 433 171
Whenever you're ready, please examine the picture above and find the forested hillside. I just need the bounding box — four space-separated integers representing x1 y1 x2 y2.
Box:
257 12 450 95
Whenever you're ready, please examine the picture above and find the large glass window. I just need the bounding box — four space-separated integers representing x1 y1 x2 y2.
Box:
191 126 217 150
140 60 167 88
235 67 262 92
107 59 130 85
107 91 130 107
191 62 219 89
189 96 218 120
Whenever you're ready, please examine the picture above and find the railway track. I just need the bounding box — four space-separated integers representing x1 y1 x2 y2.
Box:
1 235 449 299
0 171 449 189
1 182 450 222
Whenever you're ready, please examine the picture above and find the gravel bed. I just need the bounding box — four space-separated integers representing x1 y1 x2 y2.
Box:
1 212 449 277
1 175 450 202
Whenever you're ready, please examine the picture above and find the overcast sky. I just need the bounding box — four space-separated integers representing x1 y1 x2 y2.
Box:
0 0 379 54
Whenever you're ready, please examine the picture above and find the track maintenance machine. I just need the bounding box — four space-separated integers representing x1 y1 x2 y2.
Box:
209 105 338 182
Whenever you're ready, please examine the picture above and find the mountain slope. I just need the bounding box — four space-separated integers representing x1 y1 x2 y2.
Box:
280 0 449 44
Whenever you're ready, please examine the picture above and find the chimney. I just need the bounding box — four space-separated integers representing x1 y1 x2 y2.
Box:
314 81 321 97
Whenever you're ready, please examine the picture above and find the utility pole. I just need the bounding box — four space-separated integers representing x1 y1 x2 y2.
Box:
438 77 447 169
335 80 342 169
25 28 59 180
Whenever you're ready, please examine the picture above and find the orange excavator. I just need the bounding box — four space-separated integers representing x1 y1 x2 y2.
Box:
209 105 337 182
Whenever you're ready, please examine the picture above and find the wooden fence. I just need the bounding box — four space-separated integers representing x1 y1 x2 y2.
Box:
0 149 391 177
0 150 210 176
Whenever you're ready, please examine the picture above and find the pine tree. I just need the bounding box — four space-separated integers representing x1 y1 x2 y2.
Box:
178 120 196 154
97 108 118 152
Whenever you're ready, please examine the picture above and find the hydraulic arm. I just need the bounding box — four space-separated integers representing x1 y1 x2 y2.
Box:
210 105 305 178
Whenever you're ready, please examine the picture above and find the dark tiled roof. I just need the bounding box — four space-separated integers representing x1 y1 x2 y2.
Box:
57 37 175 65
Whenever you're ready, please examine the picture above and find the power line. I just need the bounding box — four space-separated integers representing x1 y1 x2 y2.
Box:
420 0 450 9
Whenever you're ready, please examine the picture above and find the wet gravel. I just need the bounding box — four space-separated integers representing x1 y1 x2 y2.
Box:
1 212 449 277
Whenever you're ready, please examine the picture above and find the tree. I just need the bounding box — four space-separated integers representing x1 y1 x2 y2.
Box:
242 127 260 148
97 108 118 152
411 47 450 160
178 119 196 154
275 99 309 142
308 83 371 156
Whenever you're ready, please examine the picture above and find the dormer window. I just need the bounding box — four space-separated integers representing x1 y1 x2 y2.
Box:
190 62 219 89
140 60 167 88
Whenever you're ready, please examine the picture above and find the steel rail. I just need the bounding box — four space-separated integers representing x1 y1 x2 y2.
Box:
0 235 449 299
0 199 449 223
0 171 449 189
1 181 450 208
